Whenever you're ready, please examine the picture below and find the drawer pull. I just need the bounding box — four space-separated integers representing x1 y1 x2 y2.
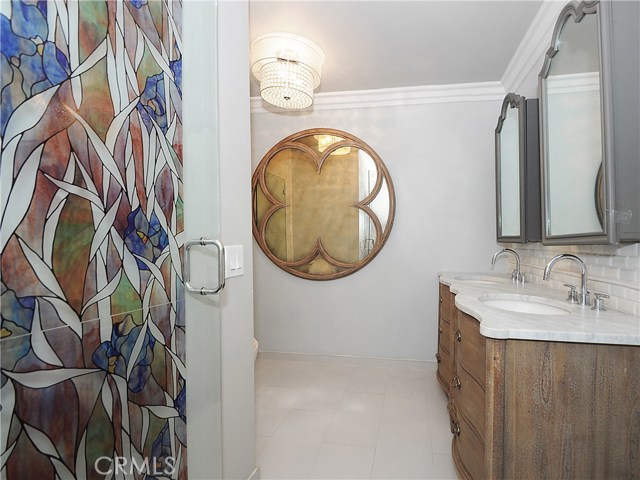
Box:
440 296 443 304
455 330 462 342
452 376 461 390
439 328 443 335
435 353 441 363
452 422 460 436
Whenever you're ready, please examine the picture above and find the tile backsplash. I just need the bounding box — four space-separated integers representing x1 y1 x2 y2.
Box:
502 242 640 316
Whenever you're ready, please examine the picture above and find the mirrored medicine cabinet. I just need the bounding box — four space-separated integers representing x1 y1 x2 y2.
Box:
495 93 541 243
252 129 395 280
539 0 639 245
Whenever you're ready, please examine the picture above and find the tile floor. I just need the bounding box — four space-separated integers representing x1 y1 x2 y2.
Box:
255 355 458 479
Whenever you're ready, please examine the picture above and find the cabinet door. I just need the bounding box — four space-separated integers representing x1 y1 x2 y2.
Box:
501 340 640 478
453 414 485 480
456 312 486 387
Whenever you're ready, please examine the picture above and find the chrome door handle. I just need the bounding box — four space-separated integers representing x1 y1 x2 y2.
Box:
184 238 226 295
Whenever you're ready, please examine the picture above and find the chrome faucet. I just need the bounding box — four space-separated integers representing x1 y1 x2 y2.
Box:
543 254 590 306
491 248 523 283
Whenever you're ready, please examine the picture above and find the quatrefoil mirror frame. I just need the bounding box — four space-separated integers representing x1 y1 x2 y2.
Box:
252 128 396 280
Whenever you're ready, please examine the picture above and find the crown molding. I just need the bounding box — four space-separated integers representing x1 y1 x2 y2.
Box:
250 81 506 114
546 72 600 94
500 0 566 94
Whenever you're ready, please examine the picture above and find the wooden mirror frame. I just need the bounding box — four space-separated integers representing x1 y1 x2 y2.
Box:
252 128 396 280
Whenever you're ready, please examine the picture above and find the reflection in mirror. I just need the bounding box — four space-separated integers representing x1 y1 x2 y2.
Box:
541 4 604 237
252 129 395 280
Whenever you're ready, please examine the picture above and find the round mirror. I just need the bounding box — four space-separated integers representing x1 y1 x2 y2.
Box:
252 129 396 280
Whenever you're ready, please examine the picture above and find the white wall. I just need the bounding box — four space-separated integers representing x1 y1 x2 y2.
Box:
251 97 503 362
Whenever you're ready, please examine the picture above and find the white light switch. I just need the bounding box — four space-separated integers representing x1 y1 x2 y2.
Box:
224 245 244 278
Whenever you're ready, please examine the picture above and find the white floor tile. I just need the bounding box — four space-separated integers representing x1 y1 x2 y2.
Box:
271 361 322 389
255 358 457 480
377 417 431 446
338 392 385 416
324 412 381 448
256 385 304 411
307 443 375 479
256 407 289 437
314 369 353 391
371 440 434 479
431 452 458 479
294 384 346 412
381 390 430 421
348 366 390 394
256 435 270 457
257 410 333 479
257 434 320 479
386 376 430 396
275 410 334 441
428 410 454 455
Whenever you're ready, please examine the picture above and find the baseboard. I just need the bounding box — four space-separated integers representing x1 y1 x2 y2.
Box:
257 350 436 370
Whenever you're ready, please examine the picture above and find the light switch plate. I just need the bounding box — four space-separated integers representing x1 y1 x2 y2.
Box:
224 245 244 278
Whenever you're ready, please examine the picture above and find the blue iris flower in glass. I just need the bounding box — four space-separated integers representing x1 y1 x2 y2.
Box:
137 73 168 133
170 57 182 94
130 0 148 9
124 207 169 270
0 1 71 136
92 321 155 393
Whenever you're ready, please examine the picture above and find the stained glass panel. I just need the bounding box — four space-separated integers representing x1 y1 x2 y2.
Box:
1 1 186 478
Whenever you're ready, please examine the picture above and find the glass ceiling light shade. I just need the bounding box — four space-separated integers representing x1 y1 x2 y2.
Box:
251 33 325 110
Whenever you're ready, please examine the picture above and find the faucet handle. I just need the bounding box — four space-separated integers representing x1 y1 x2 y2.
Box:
563 284 578 303
591 292 609 311
518 272 526 284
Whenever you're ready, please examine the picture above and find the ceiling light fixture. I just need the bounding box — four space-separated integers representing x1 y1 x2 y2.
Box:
250 32 325 110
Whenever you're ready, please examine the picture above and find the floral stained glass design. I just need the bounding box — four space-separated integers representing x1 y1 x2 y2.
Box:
1 1 186 478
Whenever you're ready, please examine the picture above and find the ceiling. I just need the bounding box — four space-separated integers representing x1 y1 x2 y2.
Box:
248 1 543 96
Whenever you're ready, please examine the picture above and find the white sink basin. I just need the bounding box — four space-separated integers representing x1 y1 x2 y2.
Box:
454 275 510 285
481 296 571 315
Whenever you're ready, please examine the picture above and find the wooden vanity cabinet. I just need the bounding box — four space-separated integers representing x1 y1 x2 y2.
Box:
436 284 455 395
440 282 640 479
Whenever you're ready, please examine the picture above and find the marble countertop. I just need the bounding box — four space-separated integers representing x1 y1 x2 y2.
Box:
439 272 640 346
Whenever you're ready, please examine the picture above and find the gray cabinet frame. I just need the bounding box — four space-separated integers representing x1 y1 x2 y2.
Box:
495 94 541 243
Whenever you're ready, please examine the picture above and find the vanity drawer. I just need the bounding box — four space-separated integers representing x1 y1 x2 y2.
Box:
437 347 452 395
454 414 485 480
456 311 486 387
437 312 452 394
456 362 485 440
439 315 452 355
439 283 454 321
